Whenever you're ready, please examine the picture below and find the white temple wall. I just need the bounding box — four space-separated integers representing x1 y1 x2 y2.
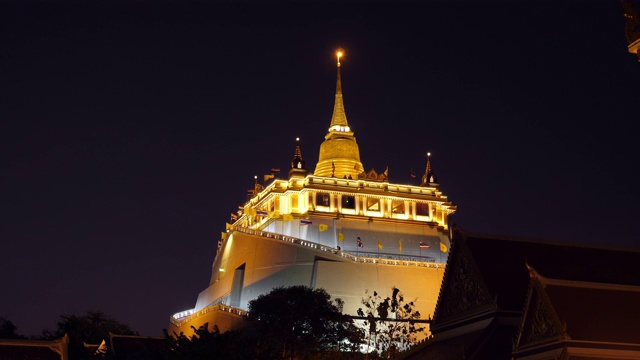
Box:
313 260 444 322
193 230 444 336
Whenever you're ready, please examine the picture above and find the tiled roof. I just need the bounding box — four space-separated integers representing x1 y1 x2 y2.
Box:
0 336 68 360
0 345 62 360
543 280 640 343
457 226 640 311
109 332 167 357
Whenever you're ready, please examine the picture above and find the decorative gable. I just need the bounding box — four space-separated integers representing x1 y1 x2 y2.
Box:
432 233 495 329
359 168 389 182
515 270 566 351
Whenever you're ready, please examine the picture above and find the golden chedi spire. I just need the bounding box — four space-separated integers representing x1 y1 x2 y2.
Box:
314 50 365 179
330 50 348 128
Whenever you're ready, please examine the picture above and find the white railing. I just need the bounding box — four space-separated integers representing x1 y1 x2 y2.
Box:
170 303 248 327
231 226 443 269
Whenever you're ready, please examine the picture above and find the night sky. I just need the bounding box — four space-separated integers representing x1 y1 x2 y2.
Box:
2 1 639 337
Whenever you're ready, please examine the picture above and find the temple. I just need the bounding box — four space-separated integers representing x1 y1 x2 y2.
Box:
169 51 456 339
167 51 640 359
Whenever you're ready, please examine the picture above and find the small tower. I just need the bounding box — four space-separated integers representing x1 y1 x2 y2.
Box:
289 137 307 178
421 152 438 186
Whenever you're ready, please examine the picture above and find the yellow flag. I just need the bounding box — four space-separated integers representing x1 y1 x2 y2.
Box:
225 223 233 230
338 233 344 241
440 242 448 253
319 224 328 232
378 240 383 250
283 213 294 221
399 240 402 253
221 232 227 240
244 207 256 217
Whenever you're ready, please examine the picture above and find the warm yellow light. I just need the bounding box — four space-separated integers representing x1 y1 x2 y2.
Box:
336 49 344 66
427 152 431 157
296 137 300 141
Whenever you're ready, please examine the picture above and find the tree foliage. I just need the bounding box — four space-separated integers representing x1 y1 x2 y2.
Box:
164 323 252 360
247 285 363 359
0 317 26 339
41 310 137 360
357 287 424 358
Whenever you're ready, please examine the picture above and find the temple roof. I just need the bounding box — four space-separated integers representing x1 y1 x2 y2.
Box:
0 335 68 360
108 332 167 357
527 270 640 344
455 225 640 312
404 225 640 359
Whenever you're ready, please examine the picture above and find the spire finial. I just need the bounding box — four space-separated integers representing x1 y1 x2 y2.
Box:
289 137 307 178
329 49 349 129
421 152 438 186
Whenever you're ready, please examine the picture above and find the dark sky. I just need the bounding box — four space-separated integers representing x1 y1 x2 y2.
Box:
2 1 639 337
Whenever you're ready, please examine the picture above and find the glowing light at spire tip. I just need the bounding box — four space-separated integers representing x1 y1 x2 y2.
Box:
336 49 344 66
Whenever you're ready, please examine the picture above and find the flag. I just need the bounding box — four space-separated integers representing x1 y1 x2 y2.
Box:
271 168 281 173
283 213 294 221
264 174 275 182
378 240 383 250
399 240 403 253
257 210 268 216
318 224 328 232
357 237 364 248
230 213 238 221
221 232 227 240
338 233 344 241
301 219 312 225
440 242 448 253
419 241 430 249
225 223 233 230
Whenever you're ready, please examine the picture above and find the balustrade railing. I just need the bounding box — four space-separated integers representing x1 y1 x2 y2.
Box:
231 226 443 268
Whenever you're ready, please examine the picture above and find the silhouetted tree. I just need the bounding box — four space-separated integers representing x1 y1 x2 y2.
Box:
41 310 137 360
357 287 424 358
247 285 363 359
0 317 26 339
164 323 252 360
